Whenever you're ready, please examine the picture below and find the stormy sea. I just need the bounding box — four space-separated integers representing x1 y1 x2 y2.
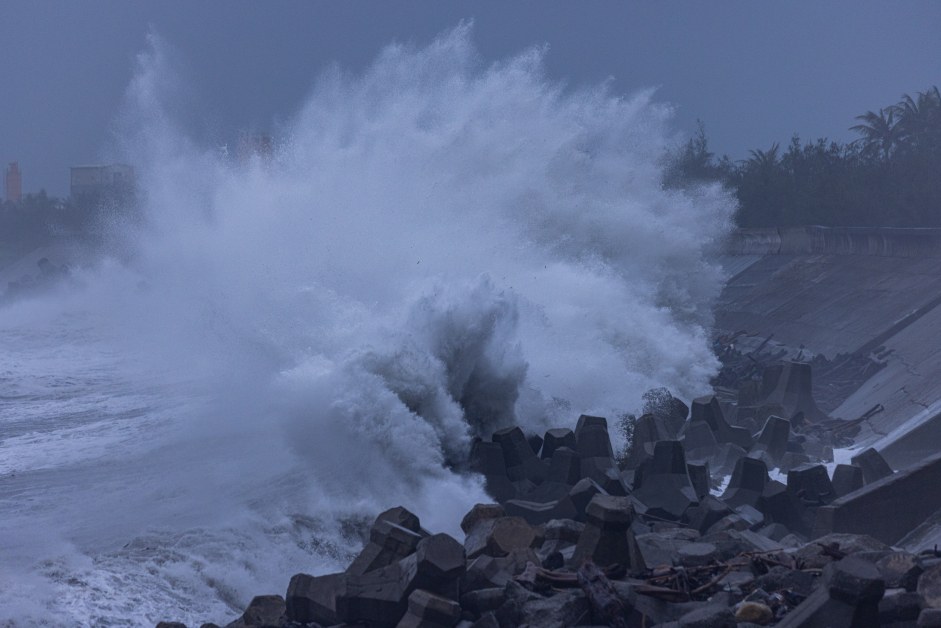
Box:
0 27 733 626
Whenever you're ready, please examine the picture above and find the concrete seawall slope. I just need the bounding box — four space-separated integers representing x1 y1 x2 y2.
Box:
716 226 941 468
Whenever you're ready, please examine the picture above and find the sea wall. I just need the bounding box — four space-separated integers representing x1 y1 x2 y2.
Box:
727 226 941 257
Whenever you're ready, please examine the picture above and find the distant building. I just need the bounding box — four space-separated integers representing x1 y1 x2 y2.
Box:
70 164 135 206
5 162 22 203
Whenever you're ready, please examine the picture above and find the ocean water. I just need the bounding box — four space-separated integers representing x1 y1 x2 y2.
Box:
0 26 734 626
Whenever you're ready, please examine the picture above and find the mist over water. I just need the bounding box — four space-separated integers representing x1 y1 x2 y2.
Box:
0 26 733 625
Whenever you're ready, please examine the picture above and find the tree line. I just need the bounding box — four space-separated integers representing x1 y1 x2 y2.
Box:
666 87 941 227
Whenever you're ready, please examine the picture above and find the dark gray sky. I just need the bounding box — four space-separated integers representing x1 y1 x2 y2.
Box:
2 0 939 197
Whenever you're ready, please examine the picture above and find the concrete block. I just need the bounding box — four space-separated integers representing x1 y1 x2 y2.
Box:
754 415 790 464
831 464 864 498
541 428 576 460
851 447 894 485
815 451 941 544
396 589 461 628
787 463 836 506
571 495 644 571
347 519 424 576
574 414 614 458
235 595 285 628
623 413 672 469
682 421 720 462
759 361 826 423
568 477 607 521
501 497 577 526
460 504 506 535
690 395 753 449
721 456 768 509
545 446 581 485
286 572 347 625
687 462 710 500
464 517 535 559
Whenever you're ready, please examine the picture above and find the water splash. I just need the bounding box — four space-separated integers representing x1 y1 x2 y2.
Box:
0 24 734 625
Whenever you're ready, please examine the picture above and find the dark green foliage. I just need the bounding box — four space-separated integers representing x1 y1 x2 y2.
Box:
666 87 941 227
662 120 735 189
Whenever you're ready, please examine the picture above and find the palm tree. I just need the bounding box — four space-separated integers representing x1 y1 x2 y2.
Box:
896 88 941 145
850 108 901 160
747 143 780 170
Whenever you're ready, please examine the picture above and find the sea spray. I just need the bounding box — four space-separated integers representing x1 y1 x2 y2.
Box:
0 25 733 625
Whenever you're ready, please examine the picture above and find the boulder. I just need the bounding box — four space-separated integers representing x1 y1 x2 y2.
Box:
734 601 773 625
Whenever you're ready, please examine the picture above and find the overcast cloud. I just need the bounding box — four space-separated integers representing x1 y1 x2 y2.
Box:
1 0 939 197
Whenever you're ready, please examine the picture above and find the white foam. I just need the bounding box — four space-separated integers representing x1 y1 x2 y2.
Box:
0 25 734 625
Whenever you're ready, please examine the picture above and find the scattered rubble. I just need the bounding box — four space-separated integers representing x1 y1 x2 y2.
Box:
157 361 941 627
713 331 887 414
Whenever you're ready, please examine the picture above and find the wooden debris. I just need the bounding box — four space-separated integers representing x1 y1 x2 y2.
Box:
576 561 628 628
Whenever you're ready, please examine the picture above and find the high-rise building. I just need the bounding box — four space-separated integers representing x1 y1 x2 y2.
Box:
5 162 22 203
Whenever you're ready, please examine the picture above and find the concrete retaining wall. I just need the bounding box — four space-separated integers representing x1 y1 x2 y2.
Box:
728 227 941 258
